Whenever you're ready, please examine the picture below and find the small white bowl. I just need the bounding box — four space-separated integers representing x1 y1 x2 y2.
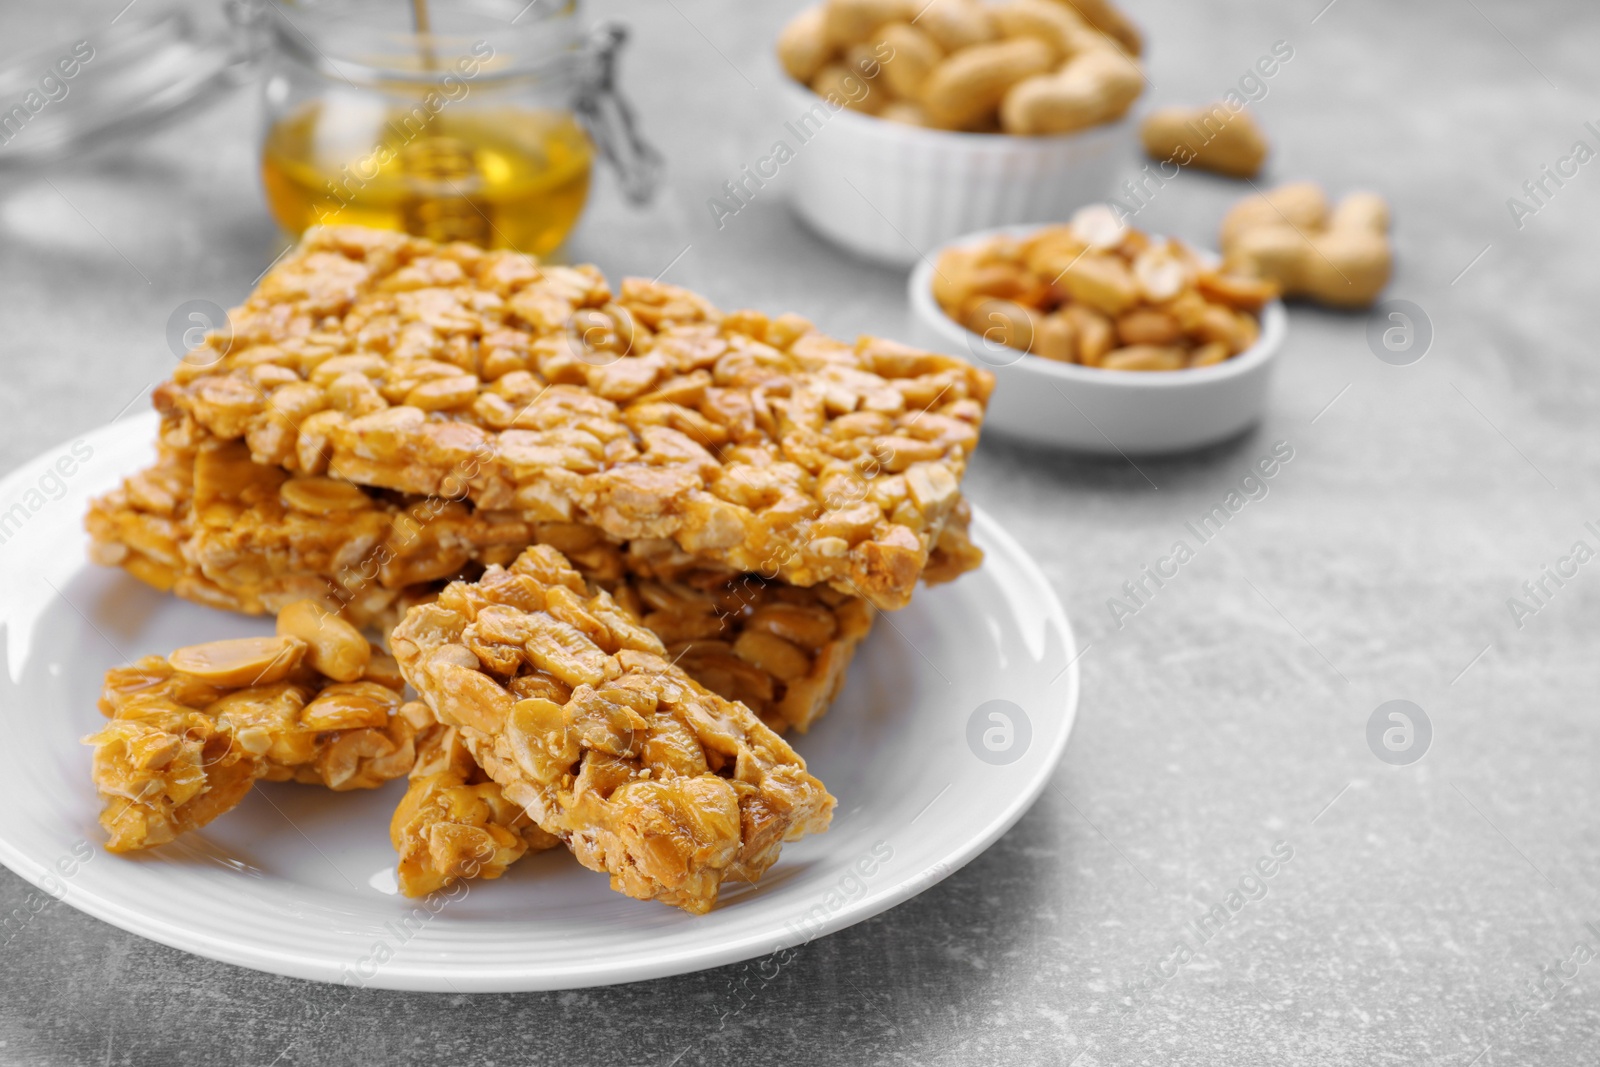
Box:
775 78 1133 267
908 225 1288 454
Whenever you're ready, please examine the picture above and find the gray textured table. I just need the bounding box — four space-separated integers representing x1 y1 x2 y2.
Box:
3 1 1598 1064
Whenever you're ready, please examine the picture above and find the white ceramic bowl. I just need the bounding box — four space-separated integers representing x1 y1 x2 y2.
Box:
908 225 1288 454
775 78 1133 267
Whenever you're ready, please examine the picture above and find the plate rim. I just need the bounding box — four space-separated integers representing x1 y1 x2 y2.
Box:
0 414 1080 991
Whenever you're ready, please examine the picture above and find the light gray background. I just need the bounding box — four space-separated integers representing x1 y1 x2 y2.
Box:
2 0 1597 1064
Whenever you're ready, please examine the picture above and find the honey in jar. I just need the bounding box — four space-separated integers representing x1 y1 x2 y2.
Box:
261 101 592 255
254 0 658 255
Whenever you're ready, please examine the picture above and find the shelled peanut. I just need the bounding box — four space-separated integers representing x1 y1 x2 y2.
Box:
1220 182 1392 308
932 206 1279 371
777 0 1145 134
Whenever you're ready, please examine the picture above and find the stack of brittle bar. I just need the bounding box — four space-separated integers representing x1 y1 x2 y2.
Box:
84 225 992 912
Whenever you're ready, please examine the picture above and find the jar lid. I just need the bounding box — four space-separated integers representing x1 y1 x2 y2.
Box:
268 0 587 85
0 8 250 168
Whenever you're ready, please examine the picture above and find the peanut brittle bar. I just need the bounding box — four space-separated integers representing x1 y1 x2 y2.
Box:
87 434 976 649
86 616 415 852
384 517 997 893
390 545 835 913
90 425 982 613
384 570 872 896
153 226 992 609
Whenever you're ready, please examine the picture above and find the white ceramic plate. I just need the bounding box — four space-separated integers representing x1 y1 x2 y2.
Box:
909 224 1288 454
0 413 1079 992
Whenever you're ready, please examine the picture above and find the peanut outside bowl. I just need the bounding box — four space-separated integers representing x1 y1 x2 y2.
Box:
774 77 1133 267
907 225 1289 454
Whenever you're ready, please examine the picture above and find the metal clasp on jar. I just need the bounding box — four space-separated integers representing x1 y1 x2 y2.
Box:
575 23 663 206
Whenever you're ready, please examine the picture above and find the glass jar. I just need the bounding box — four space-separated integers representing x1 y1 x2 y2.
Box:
253 0 659 255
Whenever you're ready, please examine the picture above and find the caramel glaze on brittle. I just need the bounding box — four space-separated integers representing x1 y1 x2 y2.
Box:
151 226 992 610
391 546 836 913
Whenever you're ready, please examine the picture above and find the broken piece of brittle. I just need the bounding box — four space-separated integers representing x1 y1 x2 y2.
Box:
390 545 835 913
86 618 414 852
390 721 558 896
386 566 876 894
152 225 992 610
